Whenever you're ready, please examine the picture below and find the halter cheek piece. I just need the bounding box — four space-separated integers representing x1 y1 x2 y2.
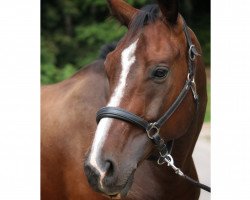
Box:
96 18 210 193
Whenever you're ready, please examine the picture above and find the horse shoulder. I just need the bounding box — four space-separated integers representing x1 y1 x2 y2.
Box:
41 60 109 199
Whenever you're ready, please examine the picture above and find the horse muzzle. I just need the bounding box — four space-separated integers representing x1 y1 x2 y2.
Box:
84 156 135 197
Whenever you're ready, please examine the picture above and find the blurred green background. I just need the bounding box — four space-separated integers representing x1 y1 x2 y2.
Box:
41 0 210 121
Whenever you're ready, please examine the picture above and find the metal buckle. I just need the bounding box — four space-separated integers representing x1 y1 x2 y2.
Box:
186 73 193 89
187 73 198 100
189 45 196 61
191 79 199 100
146 122 160 139
187 73 192 82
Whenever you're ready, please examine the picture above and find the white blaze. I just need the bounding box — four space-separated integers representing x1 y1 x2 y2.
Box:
88 39 139 188
107 39 138 107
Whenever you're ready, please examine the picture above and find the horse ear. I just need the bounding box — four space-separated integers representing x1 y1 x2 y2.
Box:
107 0 139 27
156 0 179 25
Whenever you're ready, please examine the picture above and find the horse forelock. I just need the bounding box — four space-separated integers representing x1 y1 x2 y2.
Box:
129 4 160 35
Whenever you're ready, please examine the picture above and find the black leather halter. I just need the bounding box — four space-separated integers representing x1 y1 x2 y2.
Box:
96 18 199 154
96 18 211 192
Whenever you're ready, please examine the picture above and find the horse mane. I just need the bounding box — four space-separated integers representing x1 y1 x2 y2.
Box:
129 4 160 35
99 42 117 59
99 4 160 60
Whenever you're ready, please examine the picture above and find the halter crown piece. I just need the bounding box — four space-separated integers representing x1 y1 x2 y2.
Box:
96 17 210 193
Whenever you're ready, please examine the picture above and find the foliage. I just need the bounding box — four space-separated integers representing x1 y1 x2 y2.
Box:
41 0 210 84
191 14 210 66
205 79 211 122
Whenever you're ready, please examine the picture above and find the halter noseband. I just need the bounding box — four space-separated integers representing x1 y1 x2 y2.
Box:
95 18 211 193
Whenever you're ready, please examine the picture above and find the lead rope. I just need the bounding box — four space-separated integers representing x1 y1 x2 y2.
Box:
152 98 208 194
158 154 211 192
147 111 211 193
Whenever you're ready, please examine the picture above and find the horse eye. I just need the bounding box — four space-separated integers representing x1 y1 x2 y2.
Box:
151 67 169 79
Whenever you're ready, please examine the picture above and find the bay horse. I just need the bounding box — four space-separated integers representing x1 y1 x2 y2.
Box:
41 0 207 200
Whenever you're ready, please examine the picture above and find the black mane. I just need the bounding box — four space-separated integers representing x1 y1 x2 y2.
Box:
99 42 117 59
130 4 160 34
99 5 160 59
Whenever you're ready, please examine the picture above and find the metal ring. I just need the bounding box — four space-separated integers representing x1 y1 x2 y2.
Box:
157 157 166 165
187 72 195 83
187 73 191 81
189 45 196 61
159 144 169 157
146 122 160 139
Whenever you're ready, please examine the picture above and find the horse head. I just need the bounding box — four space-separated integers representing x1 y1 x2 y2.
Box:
84 0 206 198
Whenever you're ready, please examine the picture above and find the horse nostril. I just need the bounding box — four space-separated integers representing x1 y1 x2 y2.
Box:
103 159 118 188
84 157 118 191
105 159 115 177
84 162 101 192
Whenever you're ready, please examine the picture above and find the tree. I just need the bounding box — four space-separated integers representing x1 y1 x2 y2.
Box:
41 0 210 84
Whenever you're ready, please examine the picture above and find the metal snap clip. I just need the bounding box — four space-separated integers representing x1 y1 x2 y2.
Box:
157 156 166 165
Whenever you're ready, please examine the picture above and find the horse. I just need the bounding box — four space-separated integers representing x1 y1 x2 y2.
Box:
41 0 207 199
